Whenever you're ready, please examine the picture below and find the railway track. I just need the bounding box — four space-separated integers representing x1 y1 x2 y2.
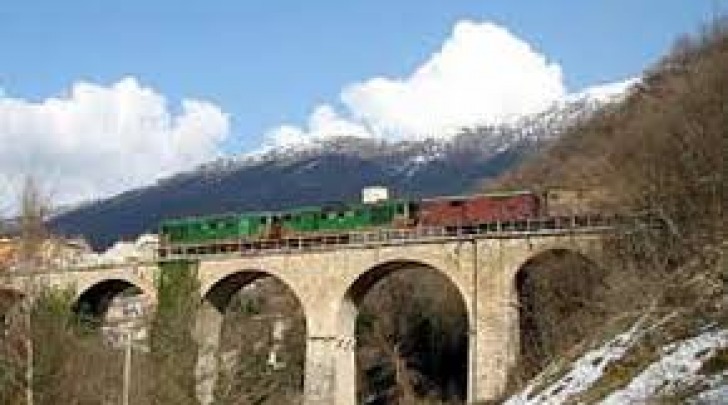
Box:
159 213 655 260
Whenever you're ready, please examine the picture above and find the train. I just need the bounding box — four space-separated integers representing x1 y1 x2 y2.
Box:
158 188 594 247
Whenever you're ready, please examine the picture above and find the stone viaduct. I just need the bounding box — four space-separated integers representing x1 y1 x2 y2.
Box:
1 224 609 404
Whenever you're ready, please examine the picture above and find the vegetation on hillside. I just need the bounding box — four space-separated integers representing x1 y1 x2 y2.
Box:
491 18 728 399
0 195 206 405
496 19 726 247
148 260 200 404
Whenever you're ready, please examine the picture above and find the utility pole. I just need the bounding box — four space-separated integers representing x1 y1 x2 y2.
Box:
118 297 148 405
122 329 132 405
25 300 33 405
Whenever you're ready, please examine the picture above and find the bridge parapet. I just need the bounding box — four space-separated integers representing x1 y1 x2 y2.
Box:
0 263 158 303
160 213 627 261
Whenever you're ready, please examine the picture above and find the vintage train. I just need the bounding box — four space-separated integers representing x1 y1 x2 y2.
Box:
158 189 591 246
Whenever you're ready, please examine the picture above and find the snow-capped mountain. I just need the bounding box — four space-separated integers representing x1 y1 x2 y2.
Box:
232 79 636 169
50 84 632 250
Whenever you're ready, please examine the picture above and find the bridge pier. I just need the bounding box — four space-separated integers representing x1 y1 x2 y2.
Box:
194 301 223 405
302 285 357 405
471 240 522 401
303 335 338 404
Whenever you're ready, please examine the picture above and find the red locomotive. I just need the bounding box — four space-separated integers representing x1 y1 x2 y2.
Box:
417 191 541 227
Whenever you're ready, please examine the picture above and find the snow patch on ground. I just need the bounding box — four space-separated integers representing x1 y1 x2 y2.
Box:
504 314 728 405
602 328 728 404
504 316 650 405
692 385 728 404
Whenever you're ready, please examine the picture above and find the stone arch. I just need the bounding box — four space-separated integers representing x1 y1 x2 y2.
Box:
200 269 305 313
196 268 307 405
73 278 150 320
343 257 474 324
512 247 605 380
337 259 471 403
514 239 600 277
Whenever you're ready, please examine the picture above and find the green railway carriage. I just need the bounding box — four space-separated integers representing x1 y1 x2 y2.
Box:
160 212 273 243
282 200 412 233
159 199 415 245
281 199 413 234
278 206 322 233
324 200 413 230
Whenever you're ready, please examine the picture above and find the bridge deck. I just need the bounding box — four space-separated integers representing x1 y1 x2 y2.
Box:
159 214 632 261
1 214 655 276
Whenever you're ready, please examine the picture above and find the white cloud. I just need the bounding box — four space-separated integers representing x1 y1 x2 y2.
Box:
0 77 229 212
344 21 566 136
266 104 371 148
266 20 567 146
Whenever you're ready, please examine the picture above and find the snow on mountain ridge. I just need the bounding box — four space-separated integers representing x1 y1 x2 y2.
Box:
566 77 640 104
208 80 633 175
155 76 637 191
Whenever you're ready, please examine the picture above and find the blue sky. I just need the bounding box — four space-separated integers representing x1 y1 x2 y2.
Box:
2 1 718 149
0 1 720 207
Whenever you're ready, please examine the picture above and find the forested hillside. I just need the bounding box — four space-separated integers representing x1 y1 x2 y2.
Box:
495 19 727 402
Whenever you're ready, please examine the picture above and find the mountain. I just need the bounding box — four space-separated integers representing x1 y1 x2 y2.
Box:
49 88 629 250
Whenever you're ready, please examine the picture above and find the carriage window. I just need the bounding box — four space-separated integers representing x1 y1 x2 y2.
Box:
449 200 465 207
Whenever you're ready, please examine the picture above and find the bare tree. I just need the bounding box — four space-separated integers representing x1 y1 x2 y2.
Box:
17 176 49 271
214 277 306 405
357 268 468 404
